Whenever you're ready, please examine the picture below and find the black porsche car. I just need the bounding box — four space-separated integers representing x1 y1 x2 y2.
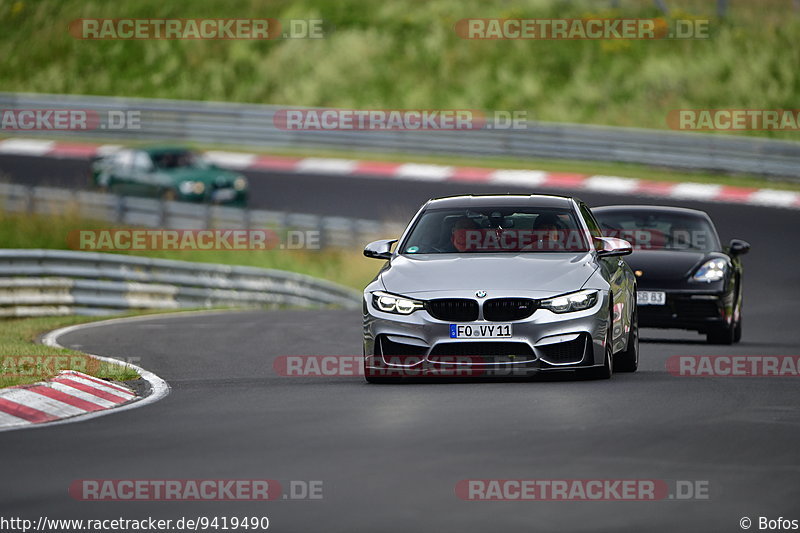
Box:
593 205 749 344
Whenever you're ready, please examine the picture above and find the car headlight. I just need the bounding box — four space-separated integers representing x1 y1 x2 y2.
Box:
540 289 599 313
692 258 727 282
233 177 248 191
179 181 205 195
371 291 424 315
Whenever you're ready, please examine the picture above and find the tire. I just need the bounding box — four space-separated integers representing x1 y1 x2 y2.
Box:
733 316 742 343
588 314 614 380
707 321 735 345
616 307 639 372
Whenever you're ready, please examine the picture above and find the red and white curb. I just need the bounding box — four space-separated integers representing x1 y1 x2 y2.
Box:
0 370 135 429
1 137 799 209
0 314 171 432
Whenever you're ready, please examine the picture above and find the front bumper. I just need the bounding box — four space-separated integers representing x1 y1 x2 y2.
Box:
363 291 611 378
638 289 732 332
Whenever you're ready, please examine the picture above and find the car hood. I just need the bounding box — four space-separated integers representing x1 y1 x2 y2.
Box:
625 250 723 283
380 253 598 297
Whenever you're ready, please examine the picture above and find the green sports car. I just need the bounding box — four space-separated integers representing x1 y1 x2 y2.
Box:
90 146 248 206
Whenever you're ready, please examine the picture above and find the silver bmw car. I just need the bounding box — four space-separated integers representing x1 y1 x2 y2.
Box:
362 194 638 382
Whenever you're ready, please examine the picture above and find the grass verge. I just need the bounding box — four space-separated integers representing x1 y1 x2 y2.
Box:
0 210 382 291
0 314 140 388
1 0 799 140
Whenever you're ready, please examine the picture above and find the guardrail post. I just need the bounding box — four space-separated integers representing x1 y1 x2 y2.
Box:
204 203 212 229
25 185 34 214
317 218 327 250
115 195 125 224
158 198 167 227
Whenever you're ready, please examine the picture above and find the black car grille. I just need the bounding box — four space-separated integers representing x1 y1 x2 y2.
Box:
537 336 586 365
425 299 479 322
483 298 537 321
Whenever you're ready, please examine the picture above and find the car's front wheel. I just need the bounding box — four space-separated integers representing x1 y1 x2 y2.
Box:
616 308 639 372
588 319 614 380
707 321 735 345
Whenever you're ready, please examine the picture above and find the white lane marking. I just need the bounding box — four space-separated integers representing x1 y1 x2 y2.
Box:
47 382 118 408
395 163 454 181
0 410 30 426
0 388 86 417
203 151 258 169
585 175 641 193
748 189 799 207
56 374 134 399
489 169 548 186
296 158 358 175
669 183 723 200
0 139 55 155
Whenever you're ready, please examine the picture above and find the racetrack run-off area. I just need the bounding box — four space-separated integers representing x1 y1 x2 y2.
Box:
1 167 798 532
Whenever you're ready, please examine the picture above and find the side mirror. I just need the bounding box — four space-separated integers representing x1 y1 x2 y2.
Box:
594 236 633 257
729 239 750 256
364 239 397 260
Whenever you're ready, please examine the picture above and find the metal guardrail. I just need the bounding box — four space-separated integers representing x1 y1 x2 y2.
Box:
0 249 361 317
0 182 405 250
2 92 800 181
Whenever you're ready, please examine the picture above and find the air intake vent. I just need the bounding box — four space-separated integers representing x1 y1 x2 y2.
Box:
537 336 586 365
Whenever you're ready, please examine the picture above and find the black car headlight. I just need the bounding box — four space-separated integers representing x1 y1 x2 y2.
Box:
371 291 424 315
692 258 727 282
540 289 599 313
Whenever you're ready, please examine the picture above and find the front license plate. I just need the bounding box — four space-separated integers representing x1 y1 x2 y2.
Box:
212 188 237 202
637 291 666 306
450 324 512 339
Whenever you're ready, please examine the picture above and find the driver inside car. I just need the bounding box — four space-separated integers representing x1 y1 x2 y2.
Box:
532 213 565 250
450 216 481 252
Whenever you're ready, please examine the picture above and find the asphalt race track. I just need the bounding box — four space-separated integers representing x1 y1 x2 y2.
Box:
1 152 799 532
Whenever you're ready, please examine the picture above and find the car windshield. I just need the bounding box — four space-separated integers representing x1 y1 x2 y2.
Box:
400 206 590 254
595 210 720 252
151 150 208 169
